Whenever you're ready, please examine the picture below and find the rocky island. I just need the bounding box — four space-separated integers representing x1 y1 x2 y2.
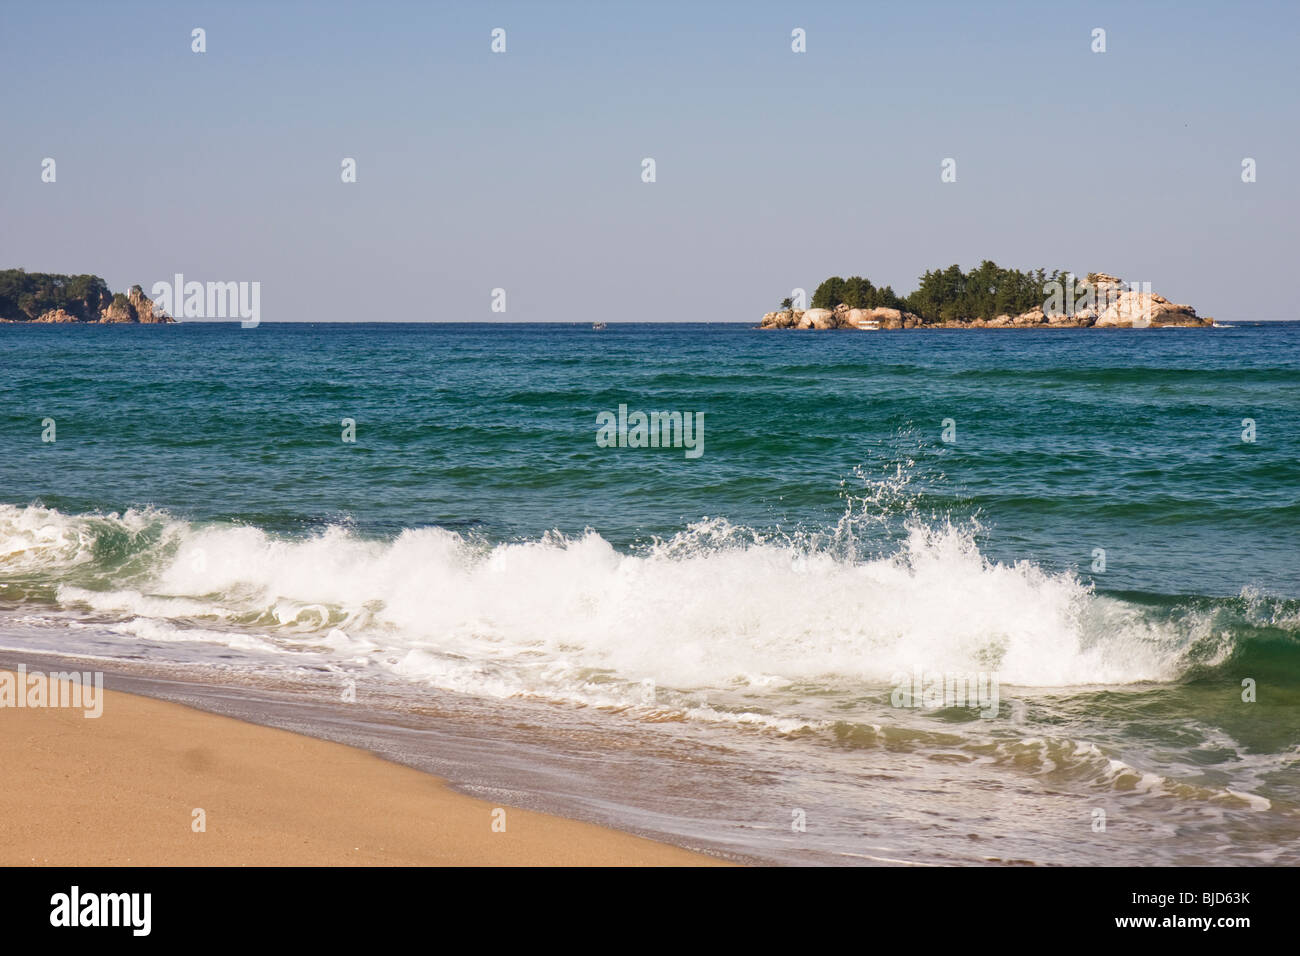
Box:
0 269 174 324
761 265 1213 330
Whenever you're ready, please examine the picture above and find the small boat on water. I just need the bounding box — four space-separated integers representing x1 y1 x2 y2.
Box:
592 322 607 330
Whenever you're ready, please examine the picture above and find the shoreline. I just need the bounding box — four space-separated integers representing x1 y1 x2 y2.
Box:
765 271 1215 329
758 307 1215 331
0 665 728 866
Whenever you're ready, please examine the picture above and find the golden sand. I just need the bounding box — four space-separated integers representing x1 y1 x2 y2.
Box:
0 671 725 866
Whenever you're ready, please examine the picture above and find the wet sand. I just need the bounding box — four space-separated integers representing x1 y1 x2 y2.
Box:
0 670 725 866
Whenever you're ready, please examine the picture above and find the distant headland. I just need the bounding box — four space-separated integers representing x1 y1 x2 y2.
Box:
762 264 1213 330
0 269 174 324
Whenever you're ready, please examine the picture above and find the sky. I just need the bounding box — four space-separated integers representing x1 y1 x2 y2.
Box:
2 0 1297 321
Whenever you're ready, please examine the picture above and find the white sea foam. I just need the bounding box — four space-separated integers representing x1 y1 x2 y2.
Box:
0 503 1216 711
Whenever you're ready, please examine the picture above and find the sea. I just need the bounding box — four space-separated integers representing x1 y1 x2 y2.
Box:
1 321 1297 865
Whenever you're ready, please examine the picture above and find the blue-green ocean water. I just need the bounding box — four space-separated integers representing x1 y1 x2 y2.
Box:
1 321 1298 864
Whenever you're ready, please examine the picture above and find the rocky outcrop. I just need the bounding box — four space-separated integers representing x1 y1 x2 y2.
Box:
760 272 1213 330
99 285 172 324
1094 290 1205 328
99 297 134 323
33 308 82 324
1084 272 1125 292
129 285 170 324
760 309 798 329
796 308 838 329
760 305 925 330
0 270 174 324
851 307 920 329
1057 273 1209 327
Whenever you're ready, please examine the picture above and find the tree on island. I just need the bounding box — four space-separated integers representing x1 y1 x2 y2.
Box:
811 275 906 312
807 261 1070 323
0 268 113 321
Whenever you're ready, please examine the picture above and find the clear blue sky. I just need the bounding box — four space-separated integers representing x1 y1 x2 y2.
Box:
2 0 1296 321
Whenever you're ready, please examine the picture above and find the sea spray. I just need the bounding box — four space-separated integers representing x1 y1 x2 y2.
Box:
2 503 1205 709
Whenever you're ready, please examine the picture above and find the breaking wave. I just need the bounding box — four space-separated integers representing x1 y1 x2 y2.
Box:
4 501 1290 715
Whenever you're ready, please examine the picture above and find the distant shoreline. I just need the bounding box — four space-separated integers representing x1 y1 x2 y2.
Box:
763 270 1214 330
1 269 173 325
760 313 1218 330
2 319 1259 327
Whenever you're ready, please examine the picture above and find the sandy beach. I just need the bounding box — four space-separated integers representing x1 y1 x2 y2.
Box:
0 671 723 866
